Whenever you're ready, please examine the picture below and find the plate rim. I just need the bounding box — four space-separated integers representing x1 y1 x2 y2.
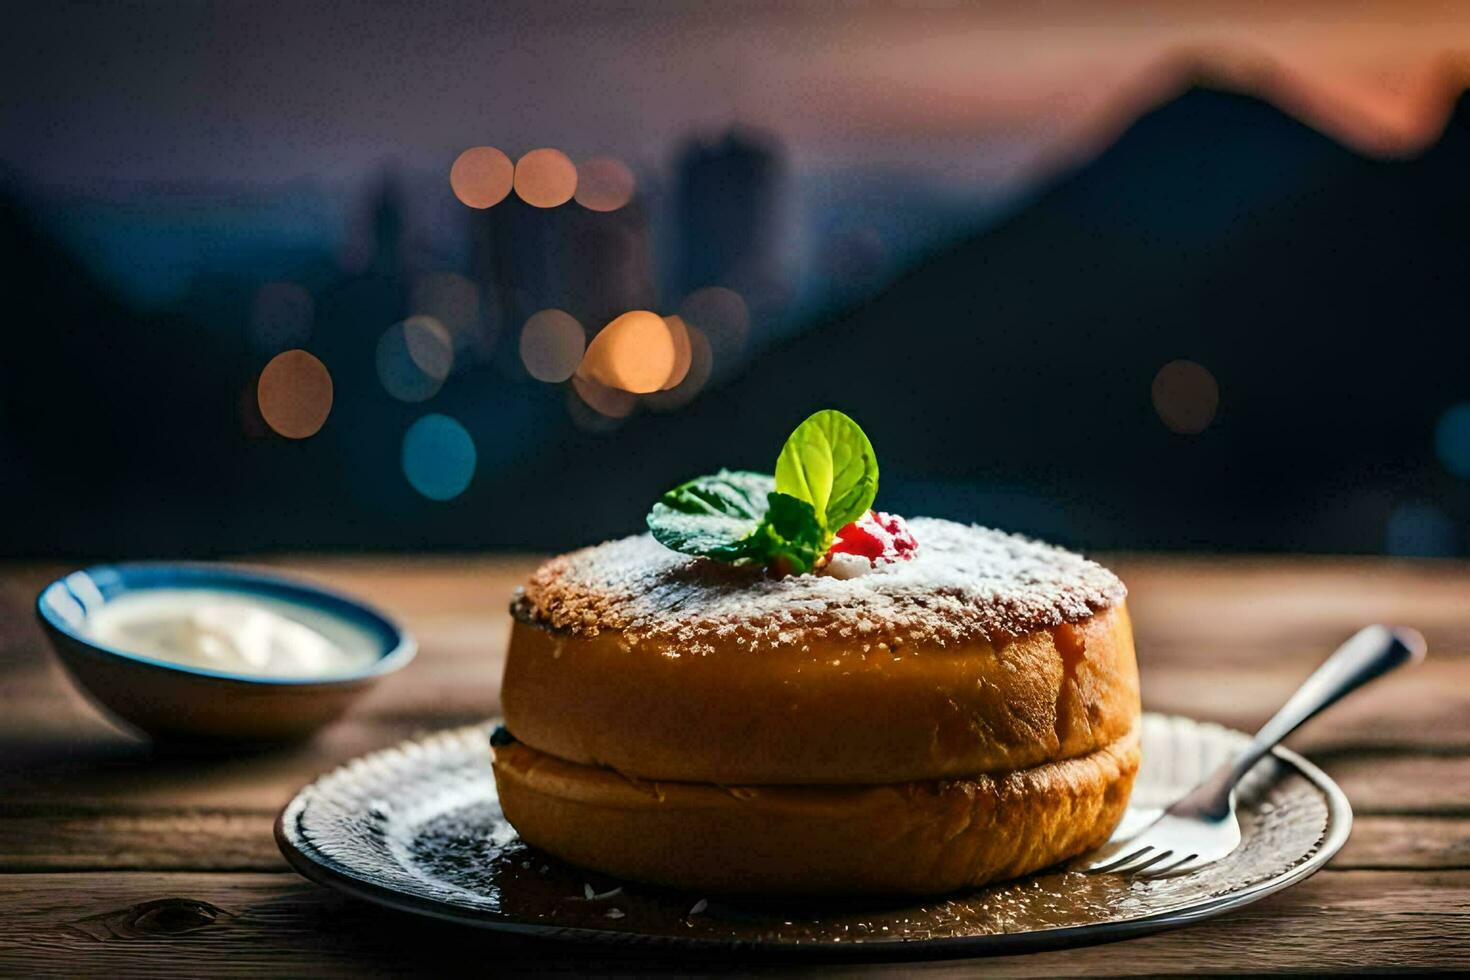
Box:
274 713 1352 958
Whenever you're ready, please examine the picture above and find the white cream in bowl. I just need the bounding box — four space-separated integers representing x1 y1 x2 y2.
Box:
85 588 381 679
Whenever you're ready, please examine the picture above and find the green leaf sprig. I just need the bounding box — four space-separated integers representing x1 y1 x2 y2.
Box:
647 410 879 573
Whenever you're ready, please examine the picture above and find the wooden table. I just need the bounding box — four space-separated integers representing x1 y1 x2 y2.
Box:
2 556 1467 976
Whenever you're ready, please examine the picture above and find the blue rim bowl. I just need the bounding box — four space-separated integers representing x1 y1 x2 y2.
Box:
36 562 417 743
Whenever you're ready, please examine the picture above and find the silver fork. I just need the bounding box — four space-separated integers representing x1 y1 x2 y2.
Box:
1079 624 1426 880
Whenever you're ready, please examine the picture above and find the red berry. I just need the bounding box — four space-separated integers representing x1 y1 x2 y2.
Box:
830 516 887 559
827 511 919 565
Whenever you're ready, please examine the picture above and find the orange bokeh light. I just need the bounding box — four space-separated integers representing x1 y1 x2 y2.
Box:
449 147 514 209
574 157 636 212
514 148 578 208
257 349 333 439
578 310 677 394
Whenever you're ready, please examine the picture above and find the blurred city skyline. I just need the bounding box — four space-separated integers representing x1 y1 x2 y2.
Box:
6 2 1469 316
2 2 1469 560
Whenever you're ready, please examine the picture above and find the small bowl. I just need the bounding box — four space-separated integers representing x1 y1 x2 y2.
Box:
36 562 416 744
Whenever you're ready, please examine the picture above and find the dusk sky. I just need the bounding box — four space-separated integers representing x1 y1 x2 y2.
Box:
5 1 1469 198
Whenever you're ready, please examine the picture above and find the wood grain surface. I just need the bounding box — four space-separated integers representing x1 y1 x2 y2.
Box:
2 555 1467 976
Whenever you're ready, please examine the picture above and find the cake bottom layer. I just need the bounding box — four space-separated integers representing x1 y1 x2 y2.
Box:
491 728 1139 896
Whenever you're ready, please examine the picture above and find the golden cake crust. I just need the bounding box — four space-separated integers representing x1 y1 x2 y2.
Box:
501 602 1139 784
517 518 1126 653
491 727 1140 896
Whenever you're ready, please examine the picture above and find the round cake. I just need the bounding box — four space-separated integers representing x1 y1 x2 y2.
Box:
493 517 1140 895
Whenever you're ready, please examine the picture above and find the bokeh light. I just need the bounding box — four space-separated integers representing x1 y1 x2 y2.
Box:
449 147 514 209
514 148 577 208
572 373 637 419
566 386 624 432
643 323 713 412
1151 359 1219 434
248 281 313 355
678 286 750 367
578 310 677 394
402 413 477 501
404 316 454 379
660 315 693 390
1434 402 1470 479
574 157 636 212
257 349 333 439
377 315 453 402
519 309 585 383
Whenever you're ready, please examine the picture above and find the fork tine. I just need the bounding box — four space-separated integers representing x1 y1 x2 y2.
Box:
1082 845 1153 875
1138 853 1202 880
1114 848 1174 876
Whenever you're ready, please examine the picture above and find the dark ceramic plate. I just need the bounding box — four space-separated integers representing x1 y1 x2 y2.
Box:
275 713 1350 957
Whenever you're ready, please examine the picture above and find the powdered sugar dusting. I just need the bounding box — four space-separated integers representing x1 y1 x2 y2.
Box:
517 518 1125 652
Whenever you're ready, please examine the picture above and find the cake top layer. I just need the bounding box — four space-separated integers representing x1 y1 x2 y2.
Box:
517 518 1125 652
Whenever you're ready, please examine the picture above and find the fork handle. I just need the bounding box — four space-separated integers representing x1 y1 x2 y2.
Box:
1198 625 1425 813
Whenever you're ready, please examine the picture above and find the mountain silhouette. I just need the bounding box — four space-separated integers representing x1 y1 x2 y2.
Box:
505 85 1470 554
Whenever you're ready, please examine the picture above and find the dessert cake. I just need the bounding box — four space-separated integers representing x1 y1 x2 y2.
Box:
492 411 1139 895
494 524 1138 894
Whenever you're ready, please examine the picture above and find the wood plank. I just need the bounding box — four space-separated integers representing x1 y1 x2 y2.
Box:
1321 753 1470 816
0 718 451 812
4 590 1467 820
3 711 1465 816
1137 658 1470 753
8 566 1470 757
3 558 1469 975
0 810 283 872
2 808 1465 875
0 870 1465 977
9 558 1470 736
1332 817 1470 870
13 624 1466 752
1113 556 1470 660
12 554 1470 664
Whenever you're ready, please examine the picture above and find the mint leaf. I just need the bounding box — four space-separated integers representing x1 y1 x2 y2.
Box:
759 492 826 573
646 478 825 572
648 411 883 573
774 410 878 533
647 470 774 562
